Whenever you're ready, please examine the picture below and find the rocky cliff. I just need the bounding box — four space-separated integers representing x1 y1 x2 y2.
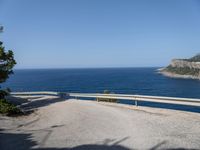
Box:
159 54 200 79
170 59 200 69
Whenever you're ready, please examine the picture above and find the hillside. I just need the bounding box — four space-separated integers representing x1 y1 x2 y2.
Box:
159 54 200 79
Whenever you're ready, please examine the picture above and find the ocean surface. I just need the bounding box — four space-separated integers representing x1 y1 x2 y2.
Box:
2 67 200 99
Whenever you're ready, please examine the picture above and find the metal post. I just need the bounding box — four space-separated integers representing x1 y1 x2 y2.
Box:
135 97 138 106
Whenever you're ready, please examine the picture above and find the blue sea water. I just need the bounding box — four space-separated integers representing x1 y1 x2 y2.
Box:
2 67 200 99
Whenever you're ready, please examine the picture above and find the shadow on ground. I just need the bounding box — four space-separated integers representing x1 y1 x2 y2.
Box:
0 131 197 150
20 97 66 110
6 96 29 105
7 96 200 114
117 99 200 114
80 97 200 114
8 96 67 110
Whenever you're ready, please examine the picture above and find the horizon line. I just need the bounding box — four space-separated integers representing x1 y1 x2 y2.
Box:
14 66 163 70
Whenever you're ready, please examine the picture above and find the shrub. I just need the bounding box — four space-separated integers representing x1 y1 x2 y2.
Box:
0 99 22 116
0 89 10 99
103 90 110 94
96 90 118 103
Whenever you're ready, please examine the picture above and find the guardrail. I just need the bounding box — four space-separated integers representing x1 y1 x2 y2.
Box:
11 91 59 96
11 92 200 107
69 93 200 107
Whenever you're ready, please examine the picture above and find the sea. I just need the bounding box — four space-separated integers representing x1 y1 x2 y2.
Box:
2 67 200 99
2 67 200 112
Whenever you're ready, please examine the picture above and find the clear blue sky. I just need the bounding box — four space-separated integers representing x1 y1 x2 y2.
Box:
0 0 200 69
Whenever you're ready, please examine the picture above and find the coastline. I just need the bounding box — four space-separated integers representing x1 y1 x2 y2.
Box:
158 69 200 80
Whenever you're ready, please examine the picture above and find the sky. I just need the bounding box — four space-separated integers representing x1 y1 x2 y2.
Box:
0 0 200 69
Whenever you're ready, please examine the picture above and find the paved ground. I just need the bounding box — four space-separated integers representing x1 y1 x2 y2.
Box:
1 95 200 150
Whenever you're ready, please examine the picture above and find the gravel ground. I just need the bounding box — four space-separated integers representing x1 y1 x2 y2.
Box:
1 95 200 150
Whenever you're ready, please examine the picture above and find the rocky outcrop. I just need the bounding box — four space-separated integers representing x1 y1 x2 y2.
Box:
170 59 200 69
159 55 200 79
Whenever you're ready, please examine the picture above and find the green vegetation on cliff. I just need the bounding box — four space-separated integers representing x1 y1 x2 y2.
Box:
188 54 200 62
165 66 200 76
161 54 200 78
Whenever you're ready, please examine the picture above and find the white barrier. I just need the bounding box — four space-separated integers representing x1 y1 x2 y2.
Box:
11 91 59 96
69 93 200 107
11 92 200 107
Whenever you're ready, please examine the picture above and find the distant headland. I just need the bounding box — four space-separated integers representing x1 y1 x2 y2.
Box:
159 54 200 80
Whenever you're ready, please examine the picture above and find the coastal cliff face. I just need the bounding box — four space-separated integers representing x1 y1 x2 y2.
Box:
159 55 200 79
170 59 200 69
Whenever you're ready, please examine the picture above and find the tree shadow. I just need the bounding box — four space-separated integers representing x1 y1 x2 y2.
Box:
149 141 198 150
0 132 198 150
0 132 131 150
0 132 37 150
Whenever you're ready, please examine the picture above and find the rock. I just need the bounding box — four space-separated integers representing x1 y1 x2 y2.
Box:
159 54 200 79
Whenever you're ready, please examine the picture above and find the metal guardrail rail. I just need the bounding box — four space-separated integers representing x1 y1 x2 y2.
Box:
69 93 200 107
11 91 59 96
11 92 200 107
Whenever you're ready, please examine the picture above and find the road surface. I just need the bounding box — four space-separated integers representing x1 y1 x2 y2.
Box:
1 95 200 150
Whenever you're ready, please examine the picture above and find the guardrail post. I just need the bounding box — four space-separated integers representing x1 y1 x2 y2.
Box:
135 97 138 106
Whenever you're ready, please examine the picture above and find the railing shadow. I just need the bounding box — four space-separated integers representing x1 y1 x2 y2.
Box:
119 99 200 113
7 95 69 114
20 97 66 110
